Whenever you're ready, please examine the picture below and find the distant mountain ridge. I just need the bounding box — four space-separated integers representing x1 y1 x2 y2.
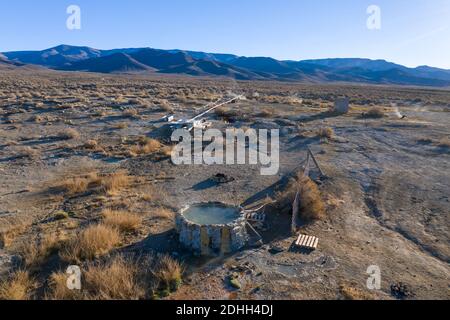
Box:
3 45 450 87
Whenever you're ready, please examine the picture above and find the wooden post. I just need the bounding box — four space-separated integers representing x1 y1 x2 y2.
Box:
307 148 325 177
292 191 300 234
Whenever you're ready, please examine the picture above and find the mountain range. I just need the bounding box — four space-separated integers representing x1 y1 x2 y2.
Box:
2 44 450 87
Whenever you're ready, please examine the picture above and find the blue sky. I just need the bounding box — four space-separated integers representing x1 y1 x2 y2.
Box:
1 0 450 68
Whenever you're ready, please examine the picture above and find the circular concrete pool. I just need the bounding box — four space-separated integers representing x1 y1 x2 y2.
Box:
176 202 248 256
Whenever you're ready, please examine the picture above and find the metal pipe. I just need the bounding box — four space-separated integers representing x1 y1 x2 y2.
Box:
188 95 243 122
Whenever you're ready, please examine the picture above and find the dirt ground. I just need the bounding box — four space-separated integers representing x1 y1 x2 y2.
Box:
0 70 449 300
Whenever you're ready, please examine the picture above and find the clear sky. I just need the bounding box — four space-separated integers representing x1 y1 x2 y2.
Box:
1 0 450 68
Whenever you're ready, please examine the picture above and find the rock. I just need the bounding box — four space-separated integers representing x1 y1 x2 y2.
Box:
211 173 235 184
54 211 69 221
250 286 261 294
391 282 414 299
229 278 241 290
0 252 20 276
268 246 284 255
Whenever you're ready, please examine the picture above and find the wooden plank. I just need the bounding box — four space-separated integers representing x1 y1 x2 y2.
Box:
295 234 319 249
301 236 309 247
296 234 304 245
312 238 319 249
300 235 307 246
303 236 311 247
246 222 262 241
292 191 300 234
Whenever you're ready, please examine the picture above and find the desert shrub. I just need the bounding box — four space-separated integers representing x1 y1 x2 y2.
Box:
19 235 62 268
139 185 166 204
61 172 100 195
102 209 143 233
152 207 174 220
417 138 433 144
0 217 32 248
123 108 138 118
296 176 326 221
437 137 450 148
30 115 44 123
363 107 384 119
83 256 145 300
154 255 183 292
59 128 80 140
83 139 98 150
159 145 174 158
59 171 131 196
100 170 131 195
129 138 161 157
339 283 376 300
46 271 83 300
16 146 40 159
258 108 274 118
0 271 36 300
275 173 325 222
60 224 121 263
47 256 146 300
158 100 173 112
215 107 241 122
113 122 128 130
317 127 334 139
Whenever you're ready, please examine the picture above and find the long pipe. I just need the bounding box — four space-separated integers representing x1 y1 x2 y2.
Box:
188 95 243 122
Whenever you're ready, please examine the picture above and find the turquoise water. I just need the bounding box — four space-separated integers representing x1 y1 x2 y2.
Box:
183 204 240 225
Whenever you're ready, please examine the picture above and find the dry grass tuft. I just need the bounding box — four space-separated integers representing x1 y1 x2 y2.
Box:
158 99 173 112
83 256 145 300
59 128 80 140
0 271 36 300
258 108 274 118
19 235 62 268
60 172 100 195
275 173 325 222
102 209 143 233
60 224 121 263
129 139 161 157
339 283 376 300
160 145 174 158
296 175 326 221
363 107 385 119
139 184 166 204
317 127 334 139
59 171 131 196
215 107 241 122
113 122 128 130
46 271 82 300
437 137 450 148
16 146 40 159
123 108 138 118
154 255 183 292
47 256 146 300
83 139 98 150
0 218 31 248
152 207 174 220
100 170 131 195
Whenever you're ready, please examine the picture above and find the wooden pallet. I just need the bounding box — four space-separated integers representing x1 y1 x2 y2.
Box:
295 234 319 250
